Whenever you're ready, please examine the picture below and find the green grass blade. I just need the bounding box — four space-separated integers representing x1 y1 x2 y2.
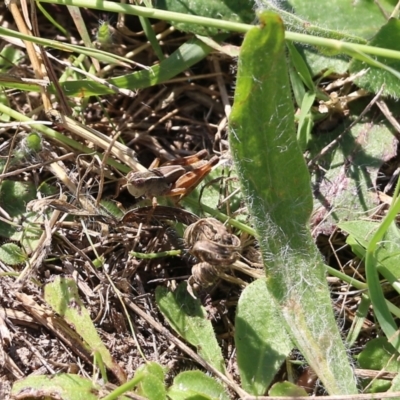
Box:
229 12 357 394
138 16 165 61
286 41 315 93
60 36 218 96
67 6 93 49
365 182 400 351
36 1 67 36
0 73 46 92
0 26 136 66
346 294 371 347
0 103 130 174
0 32 216 97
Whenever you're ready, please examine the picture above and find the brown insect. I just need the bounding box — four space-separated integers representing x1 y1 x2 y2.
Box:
184 218 242 294
125 150 219 202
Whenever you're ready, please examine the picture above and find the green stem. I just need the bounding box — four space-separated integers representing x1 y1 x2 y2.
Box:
129 249 182 259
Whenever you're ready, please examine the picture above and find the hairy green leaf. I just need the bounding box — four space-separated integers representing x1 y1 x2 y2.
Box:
229 12 357 394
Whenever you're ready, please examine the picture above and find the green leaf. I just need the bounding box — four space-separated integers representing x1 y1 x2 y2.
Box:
356 337 399 393
339 221 378 253
0 44 24 71
296 91 315 150
228 12 357 394
256 0 368 41
350 19 400 98
135 363 167 400
24 132 42 153
286 41 315 93
0 180 43 253
285 0 391 39
0 45 23 122
0 243 27 265
0 181 36 220
138 16 165 61
44 277 126 383
11 374 107 400
310 106 397 235
155 0 254 35
168 370 229 400
339 220 400 281
155 282 225 374
136 374 166 400
301 49 350 76
269 381 309 397
358 337 400 372
389 373 400 399
235 279 293 395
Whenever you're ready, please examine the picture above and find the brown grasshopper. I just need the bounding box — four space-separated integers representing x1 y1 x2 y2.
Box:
125 150 219 202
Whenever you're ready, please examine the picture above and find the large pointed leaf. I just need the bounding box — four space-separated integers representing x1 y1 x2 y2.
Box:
228 12 357 394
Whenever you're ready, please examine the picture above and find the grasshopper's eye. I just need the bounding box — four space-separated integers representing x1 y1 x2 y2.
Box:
131 177 147 187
